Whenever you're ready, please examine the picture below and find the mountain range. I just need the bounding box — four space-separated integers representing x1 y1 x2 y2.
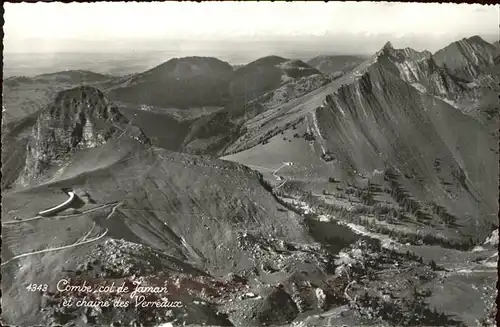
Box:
1 35 498 327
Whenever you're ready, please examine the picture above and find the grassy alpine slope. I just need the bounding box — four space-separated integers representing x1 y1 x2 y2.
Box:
1 37 498 327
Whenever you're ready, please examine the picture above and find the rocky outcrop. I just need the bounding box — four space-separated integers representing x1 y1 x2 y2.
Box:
18 85 148 186
312 43 498 235
375 42 467 97
224 286 299 326
484 229 499 246
433 36 498 81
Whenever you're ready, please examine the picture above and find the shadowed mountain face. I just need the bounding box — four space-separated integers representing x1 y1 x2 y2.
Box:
228 57 328 119
106 55 324 115
106 57 234 109
228 56 322 111
307 55 367 76
135 55 331 155
433 36 499 82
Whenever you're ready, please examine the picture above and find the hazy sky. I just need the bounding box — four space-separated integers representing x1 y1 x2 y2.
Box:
4 2 499 54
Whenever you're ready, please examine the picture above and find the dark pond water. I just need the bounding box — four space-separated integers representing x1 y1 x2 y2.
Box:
305 218 361 254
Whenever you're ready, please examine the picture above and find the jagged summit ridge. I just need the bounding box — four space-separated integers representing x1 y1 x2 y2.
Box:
363 41 465 97
433 35 498 81
382 41 394 51
375 41 431 62
465 35 493 47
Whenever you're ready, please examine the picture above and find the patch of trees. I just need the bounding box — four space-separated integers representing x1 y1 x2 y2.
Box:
384 169 456 226
429 202 460 228
321 152 335 162
255 117 304 146
355 289 465 326
291 131 315 141
303 132 315 141
259 172 477 251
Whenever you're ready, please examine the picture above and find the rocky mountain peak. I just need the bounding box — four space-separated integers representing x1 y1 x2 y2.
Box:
50 85 112 120
465 35 490 46
373 41 396 59
18 86 148 186
382 41 395 51
364 41 466 97
376 42 431 63
434 36 498 81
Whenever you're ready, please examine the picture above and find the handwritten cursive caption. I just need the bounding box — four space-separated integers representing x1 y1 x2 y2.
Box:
29 280 184 308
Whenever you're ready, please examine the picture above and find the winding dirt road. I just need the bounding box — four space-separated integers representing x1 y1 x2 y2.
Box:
2 202 120 225
1 203 122 267
245 162 291 190
0 228 109 267
38 191 76 216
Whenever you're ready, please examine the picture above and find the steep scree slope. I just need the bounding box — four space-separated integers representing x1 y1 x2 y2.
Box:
223 42 498 240
314 57 497 227
375 42 467 97
1 137 340 326
16 85 149 187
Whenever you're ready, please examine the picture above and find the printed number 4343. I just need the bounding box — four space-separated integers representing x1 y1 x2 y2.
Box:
26 284 48 292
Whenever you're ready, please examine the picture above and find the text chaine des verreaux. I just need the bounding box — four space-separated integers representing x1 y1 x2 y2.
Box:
56 278 184 308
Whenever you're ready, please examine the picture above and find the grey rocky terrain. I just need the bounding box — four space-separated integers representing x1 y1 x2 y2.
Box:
1 34 498 327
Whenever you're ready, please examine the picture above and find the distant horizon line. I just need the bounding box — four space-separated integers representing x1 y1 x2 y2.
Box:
3 50 370 56
4 33 498 56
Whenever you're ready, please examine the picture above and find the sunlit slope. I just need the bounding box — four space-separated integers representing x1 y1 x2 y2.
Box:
223 46 498 238
314 61 497 224
1 138 312 324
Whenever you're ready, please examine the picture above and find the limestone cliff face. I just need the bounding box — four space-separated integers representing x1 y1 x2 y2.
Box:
313 44 498 229
433 36 498 81
375 42 466 97
19 86 149 186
